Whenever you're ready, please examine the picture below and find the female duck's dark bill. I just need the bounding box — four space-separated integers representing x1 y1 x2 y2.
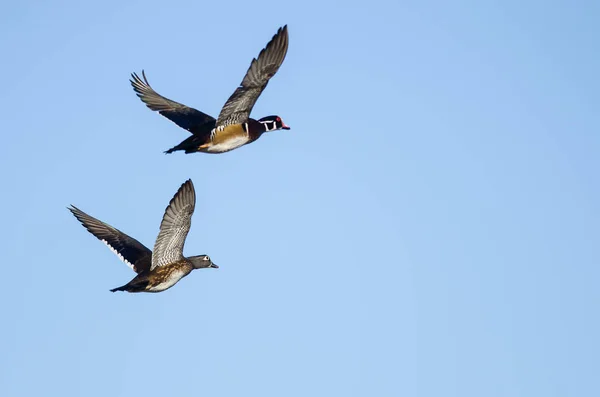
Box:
210 263 219 268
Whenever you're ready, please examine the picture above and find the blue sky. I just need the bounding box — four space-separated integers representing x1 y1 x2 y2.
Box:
1 0 598 396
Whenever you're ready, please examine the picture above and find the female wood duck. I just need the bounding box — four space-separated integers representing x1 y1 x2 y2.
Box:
68 180 218 293
130 25 290 154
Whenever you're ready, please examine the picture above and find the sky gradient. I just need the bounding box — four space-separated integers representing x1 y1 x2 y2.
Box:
1 0 598 396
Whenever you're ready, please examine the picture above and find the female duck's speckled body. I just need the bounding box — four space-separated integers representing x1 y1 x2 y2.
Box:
69 179 217 293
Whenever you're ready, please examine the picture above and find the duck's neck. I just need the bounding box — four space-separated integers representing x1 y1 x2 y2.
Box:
245 119 270 139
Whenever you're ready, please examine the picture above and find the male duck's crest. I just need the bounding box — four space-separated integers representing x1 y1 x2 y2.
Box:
130 25 290 154
68 179 218 293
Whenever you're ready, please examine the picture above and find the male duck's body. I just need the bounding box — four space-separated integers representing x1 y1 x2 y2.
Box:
130 25 290 154
69 180 217 293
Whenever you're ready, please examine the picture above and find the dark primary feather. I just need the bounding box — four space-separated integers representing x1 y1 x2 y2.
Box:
151 179 196 270
130 71 215 134
216 25 289 128
68 205 152 274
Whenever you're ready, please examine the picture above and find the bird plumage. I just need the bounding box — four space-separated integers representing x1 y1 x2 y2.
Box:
216 25 289 128
151 178 195 270
68 205 152 274
68 180 217 293
130 71 215 134
130 25 290 154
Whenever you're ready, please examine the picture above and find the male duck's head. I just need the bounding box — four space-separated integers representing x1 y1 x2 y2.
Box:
189 255 218 269
258 115 290 132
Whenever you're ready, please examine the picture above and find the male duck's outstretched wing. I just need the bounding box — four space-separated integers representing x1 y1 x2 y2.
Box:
151 179 196 270
130 70 216 134
68 206 152 274
216 25 289 128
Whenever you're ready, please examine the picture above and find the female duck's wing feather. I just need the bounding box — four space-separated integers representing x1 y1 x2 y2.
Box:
68 206 152 274
151 179 196 270
130 71 216 134
216 25 289 128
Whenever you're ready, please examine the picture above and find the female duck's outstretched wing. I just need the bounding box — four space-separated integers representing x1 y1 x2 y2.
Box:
130 70 216 134
151 179 196 270
216 25 289 128
68 206 152 274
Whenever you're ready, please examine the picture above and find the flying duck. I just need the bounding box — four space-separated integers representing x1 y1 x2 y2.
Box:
130 25 290 154
68 179 218 293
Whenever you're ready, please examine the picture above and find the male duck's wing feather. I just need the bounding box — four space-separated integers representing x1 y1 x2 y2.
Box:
151 179 196 270
216 25 289 128
68 206 152 274
130 71 216 134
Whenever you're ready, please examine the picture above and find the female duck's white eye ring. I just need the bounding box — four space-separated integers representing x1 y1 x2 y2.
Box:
203 256 210 261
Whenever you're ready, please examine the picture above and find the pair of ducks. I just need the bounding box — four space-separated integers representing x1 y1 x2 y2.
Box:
69 26 290 293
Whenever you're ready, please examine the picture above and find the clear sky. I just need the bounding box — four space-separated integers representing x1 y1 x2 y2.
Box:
1 0 598 396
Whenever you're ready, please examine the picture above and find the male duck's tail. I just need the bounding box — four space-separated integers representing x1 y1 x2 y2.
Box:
165 135 205 154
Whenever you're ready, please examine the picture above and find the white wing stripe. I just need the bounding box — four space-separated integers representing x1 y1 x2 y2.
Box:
102 239 135 271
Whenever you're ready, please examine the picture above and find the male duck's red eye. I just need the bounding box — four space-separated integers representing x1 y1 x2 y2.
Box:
276 117 281 122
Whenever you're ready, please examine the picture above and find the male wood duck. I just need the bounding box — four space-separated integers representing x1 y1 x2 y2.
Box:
68 180 217 293
130 25 290 154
